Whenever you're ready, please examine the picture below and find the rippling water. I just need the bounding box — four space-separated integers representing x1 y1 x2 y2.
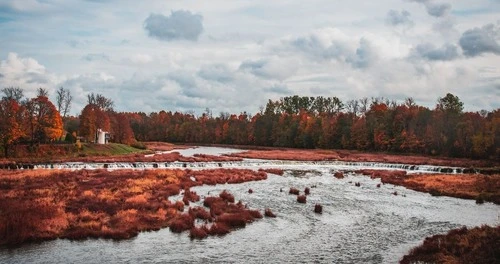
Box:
1 148 499 264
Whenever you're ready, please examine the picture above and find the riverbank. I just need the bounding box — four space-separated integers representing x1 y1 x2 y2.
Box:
356 169 500 204
229 148 499 171
0 168 268 247
400 225 500 264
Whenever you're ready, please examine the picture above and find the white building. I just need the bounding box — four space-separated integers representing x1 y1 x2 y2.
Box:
97 129 110 144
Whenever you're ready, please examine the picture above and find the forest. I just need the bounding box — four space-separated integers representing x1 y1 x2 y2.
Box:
1 87 499 160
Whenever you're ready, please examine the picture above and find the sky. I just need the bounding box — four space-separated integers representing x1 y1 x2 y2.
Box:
0 0 499 116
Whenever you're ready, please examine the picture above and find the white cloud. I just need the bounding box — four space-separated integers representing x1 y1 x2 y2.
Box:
0 0 498 114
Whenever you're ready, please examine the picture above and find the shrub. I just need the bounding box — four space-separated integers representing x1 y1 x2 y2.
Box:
189 226 209 239
304 187 310 195
264 208 276 218
216 213 247 228
297 195 306 203
314 204 322 214
248 189 253 194
130 141 147 150
203 197 224 208
169 213 194 233
334 172 344 179
219 190 235 203
208 223 230 236
289 187 300 195
188 207 212 221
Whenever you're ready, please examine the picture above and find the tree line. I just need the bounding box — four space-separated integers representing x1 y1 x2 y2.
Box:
125 94 499 160
1 88 498 160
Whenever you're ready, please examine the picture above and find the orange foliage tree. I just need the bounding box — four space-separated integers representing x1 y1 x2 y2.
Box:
0 99 25 157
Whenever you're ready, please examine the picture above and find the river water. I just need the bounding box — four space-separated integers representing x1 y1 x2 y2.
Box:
1 147 499 264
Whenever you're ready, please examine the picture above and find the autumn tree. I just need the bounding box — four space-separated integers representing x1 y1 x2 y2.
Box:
26 94 64 143
0 89 25 157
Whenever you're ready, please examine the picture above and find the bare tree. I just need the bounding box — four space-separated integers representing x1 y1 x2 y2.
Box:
56 87 72 118
359 97 369 115
87 92 113 112
346 99 360 116
37 87 48 97
1 87 24 102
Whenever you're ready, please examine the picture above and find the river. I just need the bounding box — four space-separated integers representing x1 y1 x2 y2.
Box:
1 147 498 263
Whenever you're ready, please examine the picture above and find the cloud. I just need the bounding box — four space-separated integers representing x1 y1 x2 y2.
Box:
425 2 451 17
129 54 152 64
82 53 110 62
346 38 378 68
265 84 292 95
412 43 459 61
408 0 452 18
386 10 413 27
238 57 299 80
143 10 203 41
198 64 233 83
290 28 351 60
459 23 500 57
0 52 59 97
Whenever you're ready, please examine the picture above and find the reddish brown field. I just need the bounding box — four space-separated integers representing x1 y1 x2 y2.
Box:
230 149 498 168
143 142 189 152
356 170 500 204
0 168 269 246
400 225 500 264
0 149 243 167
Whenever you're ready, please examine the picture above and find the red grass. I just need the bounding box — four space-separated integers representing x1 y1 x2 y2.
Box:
264 208 276 218
216 213 247 228
188 206 212 221
169 213 194 233
229 148 496 168
0 167 271 245
203 196 224 208
357 170 500 204
304 187 310 195
289 187 300 195
400 225 500 264
189 226 209 239
297 195 307 203
314 204 323 214
183 189 200 203
219 190 235 203
208 223 230 236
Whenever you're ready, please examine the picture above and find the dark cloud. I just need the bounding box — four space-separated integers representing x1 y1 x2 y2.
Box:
386 10 413 27
144 10 203 41
408 0 452 17
198 64 233 83
239 59 269 77
265 84 292 94
81 53 110 61
425 3 451 17
346 38 377 68
459 24 500 57
413 43 459 61
26 72 49 84
291 35 349 60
